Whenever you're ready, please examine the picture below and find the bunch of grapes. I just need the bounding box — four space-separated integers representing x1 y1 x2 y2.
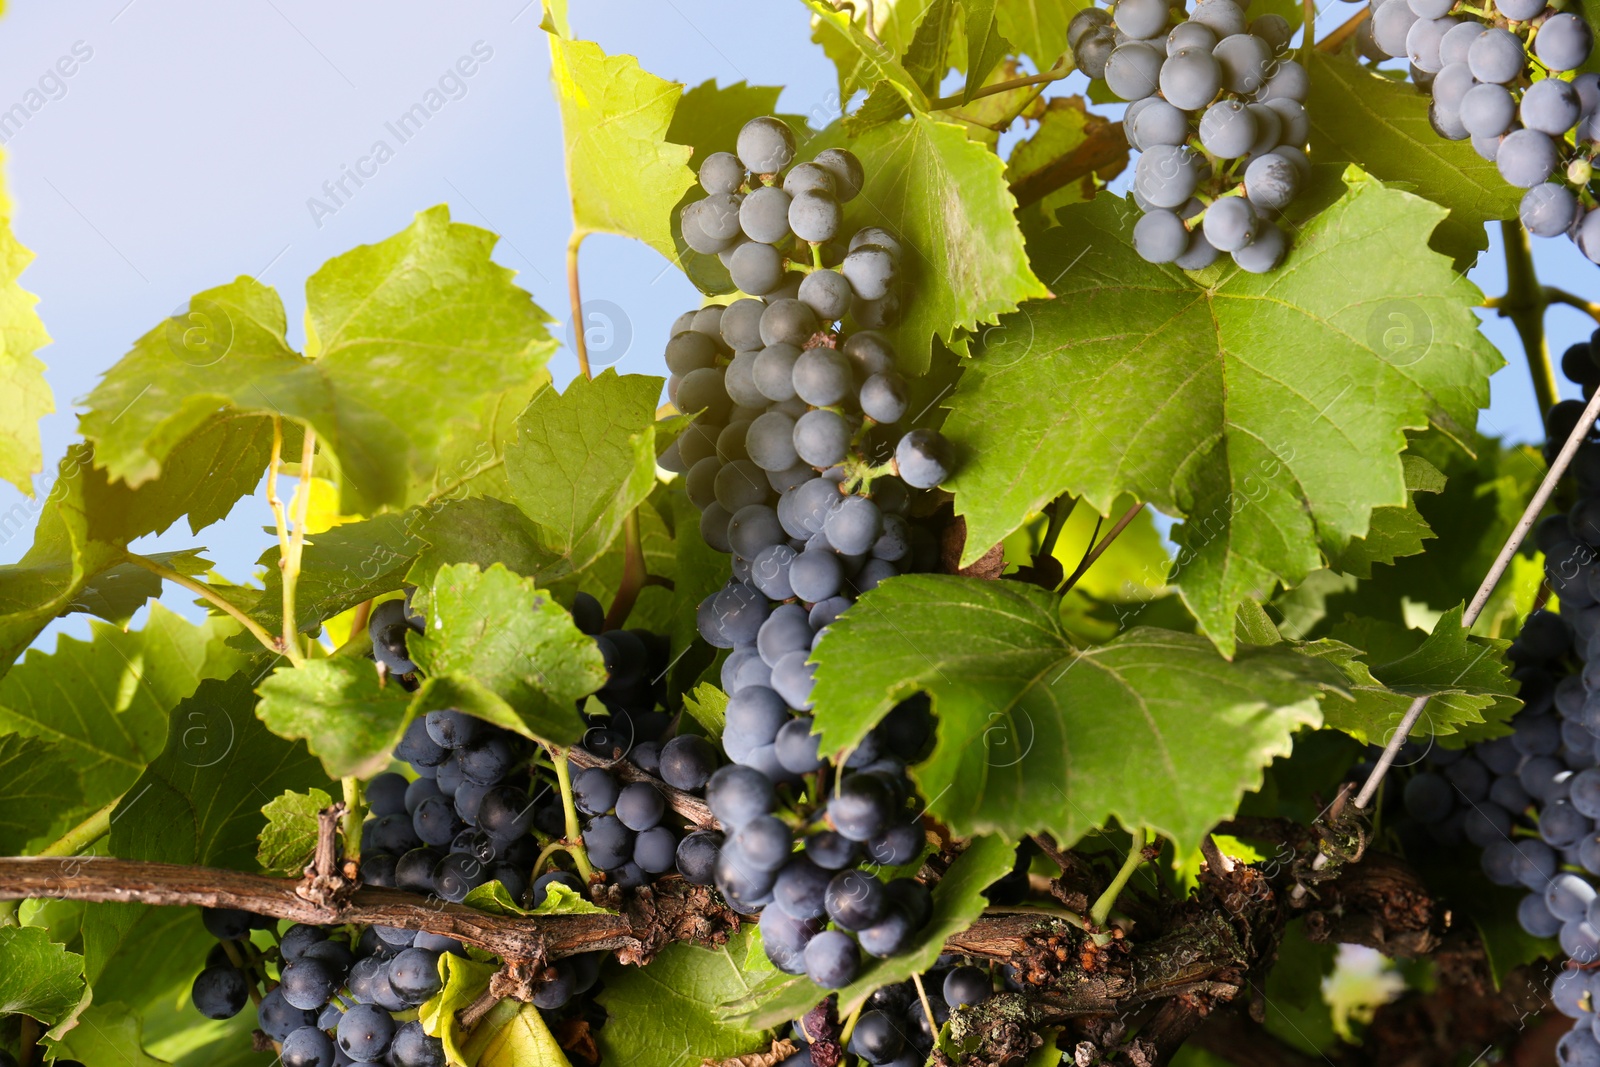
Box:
776 967 996 1066
1355 0 1600 263
656 115 970 991
1069 0 1311 271
190 904 475 1065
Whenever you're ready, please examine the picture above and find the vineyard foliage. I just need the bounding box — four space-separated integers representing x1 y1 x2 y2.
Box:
0 0 1580 1064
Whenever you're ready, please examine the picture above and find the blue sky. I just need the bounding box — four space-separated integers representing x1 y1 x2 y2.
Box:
0 0 1589 645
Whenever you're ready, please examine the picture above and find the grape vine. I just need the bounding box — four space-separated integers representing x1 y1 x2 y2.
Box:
0 0 1597 1065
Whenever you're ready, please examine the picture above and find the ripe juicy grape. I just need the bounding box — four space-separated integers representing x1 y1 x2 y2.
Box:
188 907 477 1065
1382 360 1600 1034
1075 0 1311 272
1360 0 1600 263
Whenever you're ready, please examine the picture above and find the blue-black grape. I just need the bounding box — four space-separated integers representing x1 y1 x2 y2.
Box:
660 735 719 791
390 1021 447 1067
615 781 666 832
830 773 894 842
895 429 951 489
737 117 796 175
192 965 249 1019
259 986 319 1042
387 947 443 1004
282 1027 336 1067
707 764 777 827
677 829 724 884
583 815 634 870
280 957 340 1010
794 409 852 468
803 929 861 988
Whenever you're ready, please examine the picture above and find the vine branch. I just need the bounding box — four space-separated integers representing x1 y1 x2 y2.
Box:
1008 120 1130 210
1496 219 1560 419
567 230 592 380
929 59 1071 110
1059 502 1144 595
126 554 284 658
1353 376 1600 808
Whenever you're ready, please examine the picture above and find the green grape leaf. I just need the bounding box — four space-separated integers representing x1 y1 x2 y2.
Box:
80 209 558 515
476 1003 574 1067
420 951 500 1066
809 576 1344 852
300 205 560 512
462 880 609 917
1325 430 1543 636
407 496 559 587
727 834 1015 1029
247 511 424 638
546 26 694 262
848 0 963 132
964 0 1012 101
505 371 670 577
1304 605 1519 745
406 563 604 746
77 277 303 491
1308 51 1520 267
0 440 219 656
0 926 84 1028
402 374 550 508
680 682 728 738
943 169 1502 653
808 113 1049 374
1323 454 1443 579
0 199 53 496
108 672 334 869
47 1002 169 1067
0 735 85 855
807 0 939 106
0 604 247 812
598 928 773 1066
994 0 1088 71
256 658 413 779
256 786 335 875
1258 920 1339 1056
82 673 333 1009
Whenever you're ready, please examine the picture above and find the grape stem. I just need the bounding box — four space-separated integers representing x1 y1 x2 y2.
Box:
567 230 592 380
1316 6 1370 52
126 554 287 660
265 416 292 583
1352 372 1600 809
549 747 596 882
1541 286 1600 324
928 60 1071 110
1090 827 1150 928
342 777 363 864
910 971 938 1038
603 509 647 631
218 938 266 1007
280 427 318 663
811 242 825 271
1494 219 1559 418
1057 502 1144 595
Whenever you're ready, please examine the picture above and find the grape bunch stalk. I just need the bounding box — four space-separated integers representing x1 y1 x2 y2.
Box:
1356 0 1600 263
1071 0 1312 271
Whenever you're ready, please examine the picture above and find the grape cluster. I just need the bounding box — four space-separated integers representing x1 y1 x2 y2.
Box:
1356 0 1600 264
659 115 966 990
190 904 467 1065
777 967 996 1066
1071 0 1310 271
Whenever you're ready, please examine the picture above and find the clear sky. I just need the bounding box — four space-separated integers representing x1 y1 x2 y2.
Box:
0 0 1590 646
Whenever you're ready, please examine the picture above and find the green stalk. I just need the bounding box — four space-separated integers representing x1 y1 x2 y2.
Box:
549 748 595 882
1090 827 1149 927
1497 219 1559 419
342 777 364 864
